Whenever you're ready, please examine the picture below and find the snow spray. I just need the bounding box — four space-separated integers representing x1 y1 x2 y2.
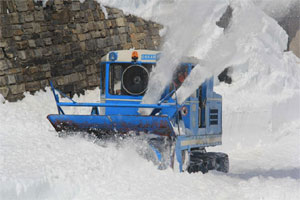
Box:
139 0 228 115
141 0 295 109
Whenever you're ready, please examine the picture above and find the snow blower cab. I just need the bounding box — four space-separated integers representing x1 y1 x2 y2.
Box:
47 49 229 173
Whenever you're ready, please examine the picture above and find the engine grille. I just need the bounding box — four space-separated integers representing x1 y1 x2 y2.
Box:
209 109 218 125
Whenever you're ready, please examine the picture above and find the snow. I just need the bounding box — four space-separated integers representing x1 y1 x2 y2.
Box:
97 0 161 21
99 3 108 19
1 0 300 199
0 87 299 199
34 0 49 7
140 0 298 107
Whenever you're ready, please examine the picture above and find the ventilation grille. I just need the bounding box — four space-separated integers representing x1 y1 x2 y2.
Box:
210 109 218 125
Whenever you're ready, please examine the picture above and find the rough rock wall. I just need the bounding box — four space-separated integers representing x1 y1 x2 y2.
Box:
289 30 300 58
0 0 162 101
278 4 300 58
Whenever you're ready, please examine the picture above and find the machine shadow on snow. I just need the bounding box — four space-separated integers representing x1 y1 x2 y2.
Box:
214 168 300 180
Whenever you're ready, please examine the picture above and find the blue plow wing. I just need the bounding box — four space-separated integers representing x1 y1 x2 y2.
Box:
47 114 175 137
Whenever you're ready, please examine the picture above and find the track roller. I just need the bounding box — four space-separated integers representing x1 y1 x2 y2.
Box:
187 151 229 174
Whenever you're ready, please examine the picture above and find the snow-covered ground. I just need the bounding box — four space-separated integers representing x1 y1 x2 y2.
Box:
1 0 300 199
0 84 299 200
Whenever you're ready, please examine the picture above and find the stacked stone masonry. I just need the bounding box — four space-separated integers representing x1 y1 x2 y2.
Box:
0 0 162 101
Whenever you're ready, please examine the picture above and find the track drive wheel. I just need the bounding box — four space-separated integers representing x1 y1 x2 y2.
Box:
187 151 229 174
215 153 229 173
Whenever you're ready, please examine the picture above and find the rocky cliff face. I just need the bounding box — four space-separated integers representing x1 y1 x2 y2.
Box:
278 4 300 58
0 0 162 101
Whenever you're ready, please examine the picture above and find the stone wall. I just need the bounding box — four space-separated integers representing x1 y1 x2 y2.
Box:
0 0 162 101
289 30 300 58
278 4 300 58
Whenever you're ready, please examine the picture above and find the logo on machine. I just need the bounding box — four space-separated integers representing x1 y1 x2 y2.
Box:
141 54 157 60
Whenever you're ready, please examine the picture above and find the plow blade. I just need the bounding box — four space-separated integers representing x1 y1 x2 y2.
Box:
47 114 175 137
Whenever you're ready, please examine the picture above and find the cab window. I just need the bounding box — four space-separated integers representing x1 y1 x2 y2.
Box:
100 63 106 95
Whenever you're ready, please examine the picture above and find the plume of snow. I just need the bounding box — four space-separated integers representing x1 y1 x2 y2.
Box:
176 0 299 104
139 0 228 114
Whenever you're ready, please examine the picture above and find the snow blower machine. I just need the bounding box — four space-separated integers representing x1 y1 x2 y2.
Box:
47 50 229 174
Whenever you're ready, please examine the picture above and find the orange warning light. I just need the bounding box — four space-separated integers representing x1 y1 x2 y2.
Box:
132 51 138 61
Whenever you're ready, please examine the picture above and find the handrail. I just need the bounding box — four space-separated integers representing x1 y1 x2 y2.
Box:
57 102 176 109
49 80 180 116
50 82 77 104
158 89 176 105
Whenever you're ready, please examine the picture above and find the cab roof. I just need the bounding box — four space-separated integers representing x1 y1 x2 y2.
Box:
101 49 201 65
101 49 160 63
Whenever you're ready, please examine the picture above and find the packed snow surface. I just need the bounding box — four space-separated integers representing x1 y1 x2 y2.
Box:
1 0 300 199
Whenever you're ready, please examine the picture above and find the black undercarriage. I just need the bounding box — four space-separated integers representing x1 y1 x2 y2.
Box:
187 150 229 174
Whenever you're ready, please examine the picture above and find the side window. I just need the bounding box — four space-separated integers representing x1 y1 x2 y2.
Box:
172 65 189 89
109 64 124 95
100 63 106 95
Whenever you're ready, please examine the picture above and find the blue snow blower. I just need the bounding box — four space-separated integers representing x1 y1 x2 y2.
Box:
47 50 229 173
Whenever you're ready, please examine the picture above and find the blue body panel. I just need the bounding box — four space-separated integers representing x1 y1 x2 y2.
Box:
48 114 175 137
